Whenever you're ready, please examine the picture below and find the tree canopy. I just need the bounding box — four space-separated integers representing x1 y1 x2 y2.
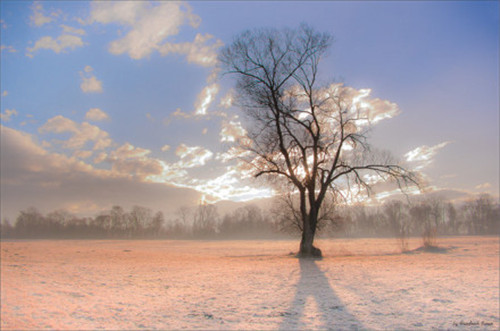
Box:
219 24 418 257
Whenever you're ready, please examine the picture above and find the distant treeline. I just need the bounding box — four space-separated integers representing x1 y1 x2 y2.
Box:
0 204 281 240
1 194 499 240
333 194 499 239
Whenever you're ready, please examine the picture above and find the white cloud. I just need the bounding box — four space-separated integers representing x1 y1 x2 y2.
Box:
0 109 18 122
161 145 171 152
475 182 491 190
159 33 223 67
90 1 200 60
26 34 85 57
85 108 109 122
93 152 107 164
405 141 451 170
219 90 234 109
0 125 201 220
30 1 56 27
1 45 17 53
185 166 274 203
175 144 213 168
73 150 93 159
105 143 190 182
195 83 219 115
324 84 401 126
80 66 103 93
216 146 251 163
39 115 112 151
89 1 145 25
60 24 86 36
220 120 246 143
111 143 151 159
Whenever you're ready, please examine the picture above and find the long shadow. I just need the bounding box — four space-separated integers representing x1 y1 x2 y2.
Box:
279 258 364 330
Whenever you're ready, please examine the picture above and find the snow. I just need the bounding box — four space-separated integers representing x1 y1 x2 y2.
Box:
1 236 498 330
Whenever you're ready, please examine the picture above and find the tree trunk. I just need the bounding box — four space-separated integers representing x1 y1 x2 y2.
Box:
298 213 322 258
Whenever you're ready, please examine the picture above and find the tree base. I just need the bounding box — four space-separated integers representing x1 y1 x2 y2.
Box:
297 246 322 258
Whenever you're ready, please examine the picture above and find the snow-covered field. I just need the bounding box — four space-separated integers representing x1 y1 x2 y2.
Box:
1 236 498 330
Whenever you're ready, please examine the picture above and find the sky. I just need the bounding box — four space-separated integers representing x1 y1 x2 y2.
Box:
1 1 498 221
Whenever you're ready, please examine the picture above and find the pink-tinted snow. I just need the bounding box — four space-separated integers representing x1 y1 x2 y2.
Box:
1 237 498 330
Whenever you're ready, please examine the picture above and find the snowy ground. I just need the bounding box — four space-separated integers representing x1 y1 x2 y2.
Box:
1 236 498 330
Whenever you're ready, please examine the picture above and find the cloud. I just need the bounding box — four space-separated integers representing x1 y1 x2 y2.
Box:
161 145 171 152
93 152 107 164
195 83 219 115
159 33 223 67
220 120 246 143
85 108 109 121
0 125 201 220
39 115 112 151
475 182 491 190
2 91 8 97
405 141 451 170
90 1 200 60
30 1 56 27
60 24 86 36
216 146 251 163
219 90 234 109
1 45 17 53
73 150 93 159
175 144 213 168
328 84 401 125
184 166 274 203
107 143 167 180
26 34 85 57
80 66 103 93
0 109 18 122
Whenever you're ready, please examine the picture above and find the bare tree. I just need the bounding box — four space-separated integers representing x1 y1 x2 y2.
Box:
193 203 219 237
409 200 436 248
383 200 410 252
220 24 417 257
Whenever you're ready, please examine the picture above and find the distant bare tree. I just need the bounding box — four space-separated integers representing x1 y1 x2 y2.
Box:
462 194 499 235
445 202 458 235
383 200 410 252
129 205 153 237
150 211 165 237
173 206 192 236
409 201 437 248
193 203 219 237
220 25 417 256
15 207 44 238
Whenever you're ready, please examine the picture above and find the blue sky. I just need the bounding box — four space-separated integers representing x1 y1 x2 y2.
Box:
1 1 498 220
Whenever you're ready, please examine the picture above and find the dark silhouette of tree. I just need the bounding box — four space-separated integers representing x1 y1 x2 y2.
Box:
461 194 499 235
220 24 417 257
150 211 165 238
14 207 44 238
219 204 277 239
409 201 436 248
193 203 219 238
383 200 410 251
446 202 458 235
0 219 14 238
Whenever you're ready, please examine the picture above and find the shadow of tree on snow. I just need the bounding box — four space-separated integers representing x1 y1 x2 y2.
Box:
279 258 364 330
